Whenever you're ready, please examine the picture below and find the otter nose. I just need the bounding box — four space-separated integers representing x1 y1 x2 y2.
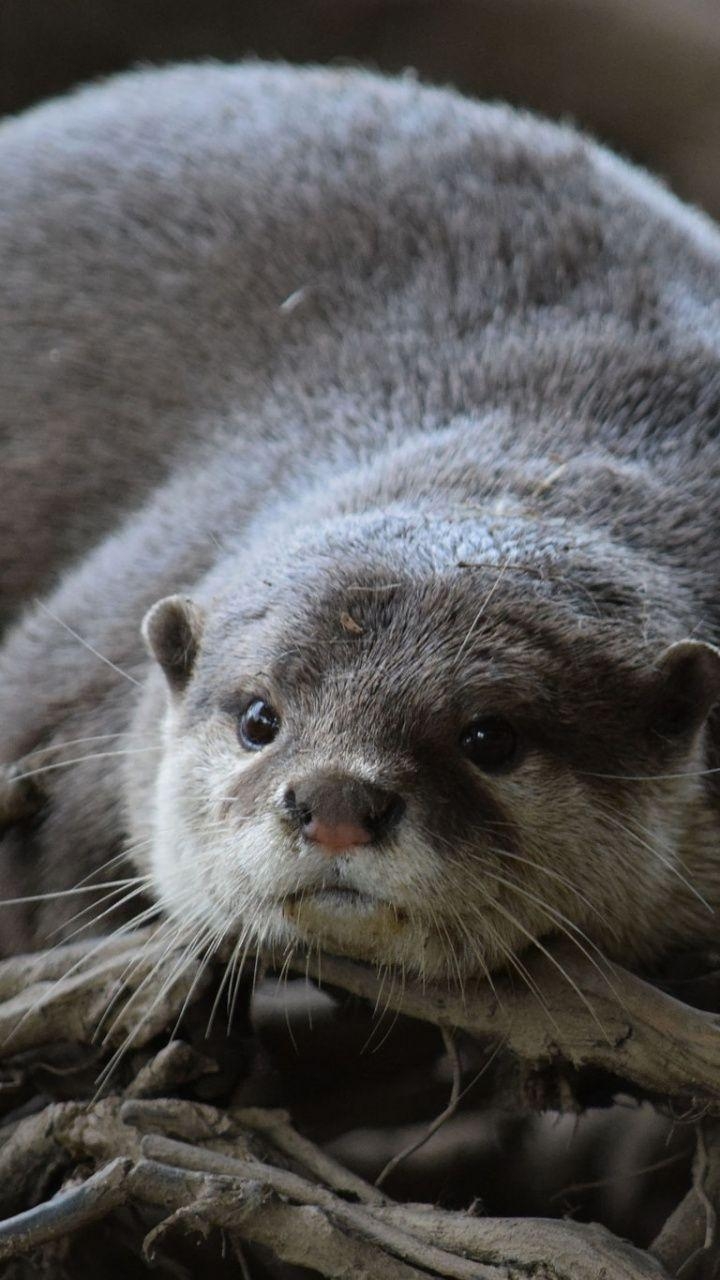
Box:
283 773 404 854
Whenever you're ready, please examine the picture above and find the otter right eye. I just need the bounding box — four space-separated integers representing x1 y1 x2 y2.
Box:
460 716 517 772
239 699 280 750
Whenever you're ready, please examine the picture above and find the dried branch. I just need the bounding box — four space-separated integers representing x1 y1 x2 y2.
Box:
0 931 717 1110
130 1138 668 1279
0 1157 130 1261
0 1103 81 1217
133 1151 497 1279
283 942 720 1106
232 1105 386 1205
375 1027 463 1189
0 932 713 1276
0 1090 673 1277
125 1040 218 1098
651 1120 720 1276
0 932 213 1056
134 1163 429 1280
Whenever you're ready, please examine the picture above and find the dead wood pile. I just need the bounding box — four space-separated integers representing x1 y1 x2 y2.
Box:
0 931 718 1278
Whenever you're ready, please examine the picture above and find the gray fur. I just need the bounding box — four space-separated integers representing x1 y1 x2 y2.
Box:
0 63 719 972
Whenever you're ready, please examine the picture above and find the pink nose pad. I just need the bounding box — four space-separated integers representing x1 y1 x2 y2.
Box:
303 818 373 854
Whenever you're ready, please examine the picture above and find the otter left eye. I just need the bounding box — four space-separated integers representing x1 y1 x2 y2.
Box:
239 699 281 750
460 717 517 772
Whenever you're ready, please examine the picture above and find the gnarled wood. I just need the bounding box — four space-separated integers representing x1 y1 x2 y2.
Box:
0 932 713 1275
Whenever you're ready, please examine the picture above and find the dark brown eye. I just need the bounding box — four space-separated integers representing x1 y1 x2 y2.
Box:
460 717 517 772
239 699 281 750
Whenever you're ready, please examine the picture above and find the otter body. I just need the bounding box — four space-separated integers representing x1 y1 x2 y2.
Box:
1 64 720 976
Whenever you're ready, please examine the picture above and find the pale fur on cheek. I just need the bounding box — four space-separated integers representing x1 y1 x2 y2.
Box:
151 726 594 979
147 723 542 978
150 731 458 972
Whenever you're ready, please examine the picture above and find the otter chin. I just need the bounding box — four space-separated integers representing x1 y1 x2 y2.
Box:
0 63 719 981
282 892 413 961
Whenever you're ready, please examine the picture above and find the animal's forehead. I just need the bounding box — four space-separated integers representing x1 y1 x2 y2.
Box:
262 568 572 701
198 535 654 724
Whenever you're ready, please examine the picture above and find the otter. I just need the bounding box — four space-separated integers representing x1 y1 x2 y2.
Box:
0 63 719 984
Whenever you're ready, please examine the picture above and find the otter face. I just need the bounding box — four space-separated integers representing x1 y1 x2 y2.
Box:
137 517 720 982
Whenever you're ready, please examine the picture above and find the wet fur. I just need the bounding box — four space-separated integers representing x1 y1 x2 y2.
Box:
0 64 719 978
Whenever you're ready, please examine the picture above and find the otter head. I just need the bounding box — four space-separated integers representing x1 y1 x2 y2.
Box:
137 509 720 982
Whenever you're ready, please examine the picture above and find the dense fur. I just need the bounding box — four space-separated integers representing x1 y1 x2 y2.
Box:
1 63 719 978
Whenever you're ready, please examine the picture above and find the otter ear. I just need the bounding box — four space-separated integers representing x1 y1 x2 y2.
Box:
652 639 720 737
142 595 205 693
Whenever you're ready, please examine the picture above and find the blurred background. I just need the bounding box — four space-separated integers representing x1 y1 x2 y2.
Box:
1 0 720 219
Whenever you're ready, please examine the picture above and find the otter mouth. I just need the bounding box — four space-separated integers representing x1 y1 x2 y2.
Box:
282 886 387 916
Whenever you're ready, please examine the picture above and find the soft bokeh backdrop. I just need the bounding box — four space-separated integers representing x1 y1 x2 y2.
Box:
2 0 720 217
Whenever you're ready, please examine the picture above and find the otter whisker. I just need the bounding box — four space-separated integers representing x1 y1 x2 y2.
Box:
441 873 563 1027
251 936 265 1001
411 820 613 1006
598 806 714 911
434 891 519 1009
225 929 251 1027
406 821 548 1004
365 965 406 1056
205 924 247 1037
225 899 284 1033
429 903 468 1008
478 846 608 952
54 878 155 944
94 907 219 1086
362 962 399 1053
93 897 209 1041
580 765 720 782
454 556 511 665
9 747 164 783
475 922 556 1022
0 880 141 909
490 847 602 920
228 922 260 1032
477 864 624 1008
0 903 164 1052
440 898 503 1008
212 929 245 1030
303 946 314 1031
471 891 607 1037
88 920 190 1043
77 844 152 886
363 947 410 1053
230 929 251 1017
370 961 390 1023
35 599 142 686
276 946 301 1055
169 917 231 1046
8 730 156 762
